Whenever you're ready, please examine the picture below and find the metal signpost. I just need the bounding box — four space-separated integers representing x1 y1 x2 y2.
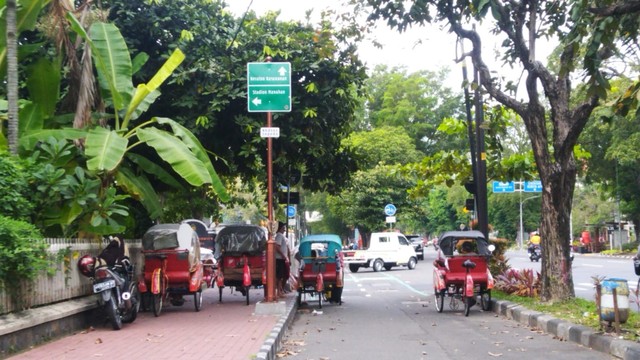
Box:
248 59 292 303
492 181 542 248
384 204 397 228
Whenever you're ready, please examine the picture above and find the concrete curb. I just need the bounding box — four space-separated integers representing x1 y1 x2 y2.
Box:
255 296 298 360
0 297 97 337
492 299 640 359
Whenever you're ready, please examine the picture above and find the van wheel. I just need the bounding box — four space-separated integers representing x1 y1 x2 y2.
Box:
407 257 417 270
349 264 360 273
372 259 384 272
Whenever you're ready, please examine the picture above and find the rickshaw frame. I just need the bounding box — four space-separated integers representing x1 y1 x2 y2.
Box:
214 224 267 305
296 234 344 309
138 223 206 317
432 230 495 316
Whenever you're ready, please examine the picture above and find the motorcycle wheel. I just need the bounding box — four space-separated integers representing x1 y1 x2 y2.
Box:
152 293 163 317
434 289 444 313
106 298 123 330
122 285 140 323
348 264 360 273
194 290 203 312
245 286 251 306
480 290 492 311
297 290 302 306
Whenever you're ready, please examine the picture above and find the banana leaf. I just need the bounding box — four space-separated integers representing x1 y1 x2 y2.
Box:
126 152 184 190
136 127 211 187
156 117 229 202
26 58 60 119
0 0 49 78
85 127 128 172
115 167 163 219
123 49 184 127
20 128 86 150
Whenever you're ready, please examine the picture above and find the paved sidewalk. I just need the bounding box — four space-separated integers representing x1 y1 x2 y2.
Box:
6 288 297 360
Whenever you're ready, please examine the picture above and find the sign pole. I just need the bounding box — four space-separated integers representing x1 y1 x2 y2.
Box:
264 57 276 302
266 108 276 302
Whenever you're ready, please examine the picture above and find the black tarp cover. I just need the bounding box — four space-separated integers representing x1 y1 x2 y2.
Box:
437 230 492 256
215 224 267 257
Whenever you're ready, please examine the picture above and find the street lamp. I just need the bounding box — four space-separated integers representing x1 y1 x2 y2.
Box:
519 194 541 249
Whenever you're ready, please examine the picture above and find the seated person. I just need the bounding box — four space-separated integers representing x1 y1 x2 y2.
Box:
458 241 476 255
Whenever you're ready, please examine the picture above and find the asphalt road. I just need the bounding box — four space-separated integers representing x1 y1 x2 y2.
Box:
508 249 638 305
279 248 613 360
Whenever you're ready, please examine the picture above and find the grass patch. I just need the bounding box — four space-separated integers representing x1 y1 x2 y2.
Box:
493 290 640 341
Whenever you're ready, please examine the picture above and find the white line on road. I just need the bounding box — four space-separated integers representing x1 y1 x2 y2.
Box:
380 272 430 296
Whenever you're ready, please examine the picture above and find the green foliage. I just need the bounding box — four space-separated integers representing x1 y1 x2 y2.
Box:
0 215 48 307
364 65 465 155
0 153 34 219
331 164 416 235
342 126 424 167
106 0 368 194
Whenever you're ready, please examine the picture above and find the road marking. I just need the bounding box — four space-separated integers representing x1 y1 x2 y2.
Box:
581 264 604 268
380 272 430 296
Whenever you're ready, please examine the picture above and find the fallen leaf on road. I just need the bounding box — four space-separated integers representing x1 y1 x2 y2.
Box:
488 352 503 356
283 339 306 346
276 349 299 357
95 338 102 344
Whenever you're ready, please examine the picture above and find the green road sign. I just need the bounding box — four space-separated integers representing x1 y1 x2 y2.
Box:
247 62 292 112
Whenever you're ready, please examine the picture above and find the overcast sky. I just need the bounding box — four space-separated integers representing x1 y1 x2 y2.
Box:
227 1 557 96
227 0 467 89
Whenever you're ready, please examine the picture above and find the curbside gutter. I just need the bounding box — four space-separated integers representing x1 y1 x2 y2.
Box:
492 299 640 360
255 297 298 360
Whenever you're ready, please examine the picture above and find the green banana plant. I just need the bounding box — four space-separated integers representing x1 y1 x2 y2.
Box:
68 18 229 208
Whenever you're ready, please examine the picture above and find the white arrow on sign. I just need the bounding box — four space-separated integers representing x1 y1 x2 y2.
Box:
278 66 287 76
252 97 262 106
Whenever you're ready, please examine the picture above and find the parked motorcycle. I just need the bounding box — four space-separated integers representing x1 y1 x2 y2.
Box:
78 237 140 330
528 244 541 262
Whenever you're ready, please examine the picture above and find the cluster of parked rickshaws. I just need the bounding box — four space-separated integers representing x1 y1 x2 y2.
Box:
135 222 345 316
82 219 495 330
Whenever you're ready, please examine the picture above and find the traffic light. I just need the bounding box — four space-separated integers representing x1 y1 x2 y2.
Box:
465 198 475 211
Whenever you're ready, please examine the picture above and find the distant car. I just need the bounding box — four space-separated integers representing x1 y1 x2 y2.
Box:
406 234 424 260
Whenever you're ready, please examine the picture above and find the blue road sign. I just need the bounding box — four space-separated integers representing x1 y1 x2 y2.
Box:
492 181 515 193
524 180 542 192
286 205 296 218
384 204 397 216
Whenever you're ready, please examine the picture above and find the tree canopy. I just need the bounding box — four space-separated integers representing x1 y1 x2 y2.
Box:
358 0 640 302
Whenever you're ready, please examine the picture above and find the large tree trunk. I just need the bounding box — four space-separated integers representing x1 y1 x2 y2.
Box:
539 157 576 301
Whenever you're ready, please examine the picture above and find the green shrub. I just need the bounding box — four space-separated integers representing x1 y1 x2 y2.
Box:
622 241 638 252
0 153 34 220
0 215 48 307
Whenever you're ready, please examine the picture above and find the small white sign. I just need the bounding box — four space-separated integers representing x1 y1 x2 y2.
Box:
260 127 280 138
288 218 296 226
386 216 396 223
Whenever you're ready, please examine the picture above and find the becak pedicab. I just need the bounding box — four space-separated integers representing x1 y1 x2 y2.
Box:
432 230 495 316
296 234 344 309
138 223 205 316
214 224 267 305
